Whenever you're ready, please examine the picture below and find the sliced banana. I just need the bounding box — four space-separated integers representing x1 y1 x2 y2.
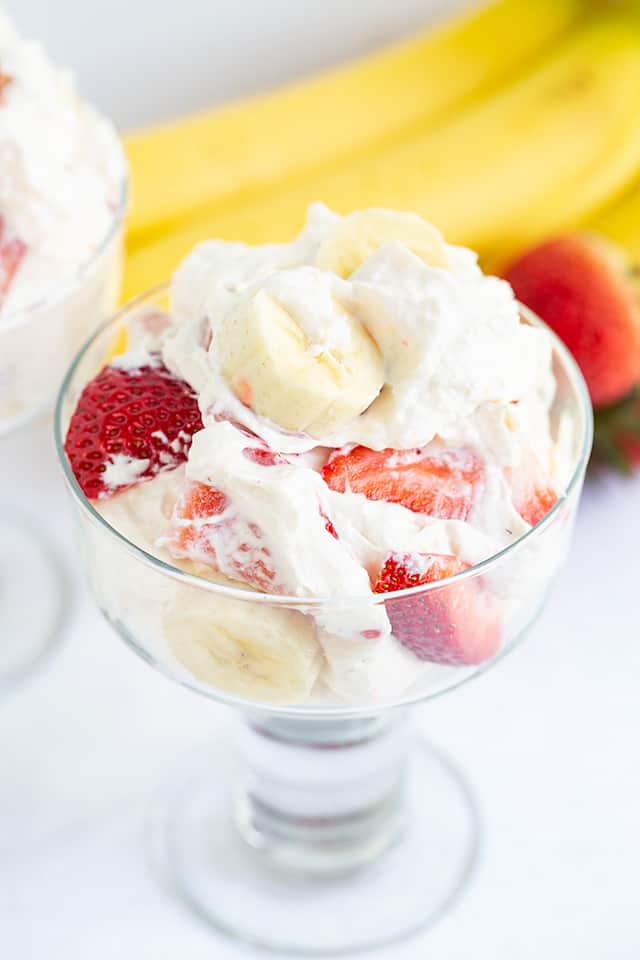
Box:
215 288 384 437
163 563 323 704
316 208 450 278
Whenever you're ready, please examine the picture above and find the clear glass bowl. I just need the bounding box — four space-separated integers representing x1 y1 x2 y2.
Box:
55 285 592 954
0 175 127 691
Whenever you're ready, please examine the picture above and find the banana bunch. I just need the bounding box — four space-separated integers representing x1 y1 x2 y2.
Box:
122 0 640 298
125 0 583 247
591 178 640 262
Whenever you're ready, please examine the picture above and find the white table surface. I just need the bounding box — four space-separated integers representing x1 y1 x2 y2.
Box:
2 2 640 957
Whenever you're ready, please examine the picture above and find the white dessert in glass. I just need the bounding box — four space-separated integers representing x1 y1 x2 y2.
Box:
56 205 591 952
0 12 126 431
0 12 126 688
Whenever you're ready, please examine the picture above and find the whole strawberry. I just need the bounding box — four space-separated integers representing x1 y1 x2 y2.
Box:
504 232 640 408
64 362 203 499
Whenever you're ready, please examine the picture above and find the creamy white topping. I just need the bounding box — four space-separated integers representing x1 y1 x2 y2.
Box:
0 12 125 315
102 454 150 491
93 203 566 705
177 420 389 640
166 205 553 458
343 242 553 449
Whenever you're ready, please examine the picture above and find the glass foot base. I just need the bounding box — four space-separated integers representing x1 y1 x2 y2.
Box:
0 513 66 692
149 737 480 955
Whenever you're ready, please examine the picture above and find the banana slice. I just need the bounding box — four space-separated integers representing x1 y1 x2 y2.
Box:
215 288 384 437
317 208 450 277
164 563 323 704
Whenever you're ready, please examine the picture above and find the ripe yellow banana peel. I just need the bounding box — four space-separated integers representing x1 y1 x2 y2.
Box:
125 0 584 246
591 179 640 263
123 11 640 299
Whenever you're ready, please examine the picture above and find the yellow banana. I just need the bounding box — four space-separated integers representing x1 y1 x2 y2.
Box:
590 178 640 262
123 12 640 299
317 208 450 276
216 287 384 436
165 564 322 703
125 0 584 244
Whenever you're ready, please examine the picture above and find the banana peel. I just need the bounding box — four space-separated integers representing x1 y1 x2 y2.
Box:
591 177 640 263
123 12 640 298
125 0 585 247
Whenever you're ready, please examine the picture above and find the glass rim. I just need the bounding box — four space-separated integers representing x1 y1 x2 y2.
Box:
0 171 128 328
53 282 594 609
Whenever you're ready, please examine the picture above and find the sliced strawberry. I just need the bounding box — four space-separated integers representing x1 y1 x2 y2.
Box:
165 479 278 592
0 215 27 305
175 479 228 522
373 551 501 666
64 362 203 499
322 444 483 520
505 448 557 526
165 442 342 591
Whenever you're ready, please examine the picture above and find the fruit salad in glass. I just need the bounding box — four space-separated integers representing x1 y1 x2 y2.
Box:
57 205 591 952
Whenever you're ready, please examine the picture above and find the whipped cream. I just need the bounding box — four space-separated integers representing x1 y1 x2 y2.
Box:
89 204 573 706
0 12 125 315
166 204 553 457
0 11 125 431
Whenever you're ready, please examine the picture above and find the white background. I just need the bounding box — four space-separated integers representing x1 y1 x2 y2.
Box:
6 0 471 130
2 1 640 958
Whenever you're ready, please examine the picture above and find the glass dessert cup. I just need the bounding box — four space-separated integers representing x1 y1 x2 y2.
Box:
55 287 592 955
0 178 127 692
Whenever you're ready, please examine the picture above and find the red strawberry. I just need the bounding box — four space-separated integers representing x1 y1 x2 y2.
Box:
504 233 640 408
505 448 557 526
373 552 501 666
322 444 483 520
165 438 342 591
0 215 26 305
174 479 228 522
64 362 203 499
165 479 278 592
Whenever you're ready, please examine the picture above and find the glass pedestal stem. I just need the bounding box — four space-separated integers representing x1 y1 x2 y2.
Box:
236 712 411 876
151 708 479 953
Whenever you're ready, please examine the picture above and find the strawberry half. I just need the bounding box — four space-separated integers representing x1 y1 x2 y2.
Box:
322 444 483 520
373 552 501 666
64 362 203 499
0 215 27 306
